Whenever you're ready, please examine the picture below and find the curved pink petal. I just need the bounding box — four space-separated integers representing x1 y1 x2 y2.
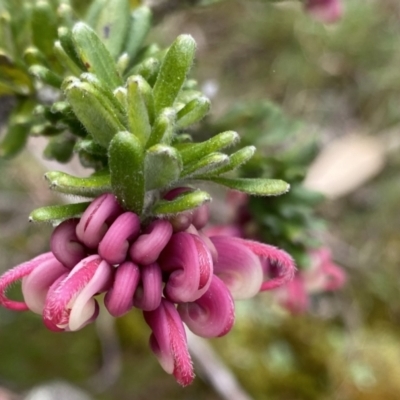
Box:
277 276 309 314
104 261 140 317
321 262 346 291
226 238 295 291
159 232 212 303
22 258 69 314
99 212 140 264
205 224 243 238
305 0 343 23
129 220 173 265
51 219 87 269
143 299 194 386
191 204 210 230
0 252 54 311
164 187 193 232
43 255 112 331
210 236 263 299
178 275 235 338
133 262 162 311
76 193 122 249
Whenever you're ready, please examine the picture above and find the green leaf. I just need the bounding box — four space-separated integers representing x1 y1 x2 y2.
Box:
0 98 35 159
29 202 91 224
124 6 152 60
126 57 160 85
58 27 87 71
146 108 176 148
153 34 196 113
31 0 58 58
109 131 144 213
44 136 76 163
45 170 111 197
23 47 48 67
152 190 211 216
181 152 229 178
29 65 63 88
205 177 290 196
145 144 182 190
127 75 151 144
95 0 130 58
72 22 122 90
179 130 239 164
64 78 125 147
200 146 256 176
176 96 210 129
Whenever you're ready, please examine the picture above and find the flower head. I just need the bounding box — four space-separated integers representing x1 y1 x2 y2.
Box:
0 190 296 385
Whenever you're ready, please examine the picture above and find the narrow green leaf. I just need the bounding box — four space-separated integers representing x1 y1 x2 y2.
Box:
58 27 87 70
29 202 91 224
153 35 196 113
95 0 130 58
146 108 176 149
127 57 160 85
127 75 152 144
84 0 106 27
153 190 211 216
23 47 48 67
179 130 239 164
181 152 229 178
124 6 152 61
145 144 182 190
176 96 210 129
205 177 290 196
64 78 125 147
0 98 35 159
31 0 58 58
29 65 63 88
109 131 144 213
45 170 111 197
72 22 122 90
74 138 108 157
44 136 76 163
200 146 256 176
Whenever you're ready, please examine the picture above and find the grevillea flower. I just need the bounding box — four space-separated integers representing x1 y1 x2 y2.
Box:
273 247 346 314
0 189 296 386
304 0 343 24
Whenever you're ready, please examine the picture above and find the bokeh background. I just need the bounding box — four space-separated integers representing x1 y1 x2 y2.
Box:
2 0 400 399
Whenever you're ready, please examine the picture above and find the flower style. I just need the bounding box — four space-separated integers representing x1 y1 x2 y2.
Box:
0 190 295 386
304 0 343 24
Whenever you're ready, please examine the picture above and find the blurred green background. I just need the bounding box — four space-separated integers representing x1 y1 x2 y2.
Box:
2 0 400 399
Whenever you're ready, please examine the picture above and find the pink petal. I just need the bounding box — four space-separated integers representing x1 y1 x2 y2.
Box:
210 236 263 299
277 276 309 314
191 204 210 230
305 0 343 23
22 258 69 314
159 232 212 303
43 255 112 331
322 262 346 291
129 220 173 265
104 261 140 317
178 275 235 338
133 262 162 311
76 193 122 249
68 259 112 330
51 219 87 269
0 252 54 311
143 299 194 386
227 238 296 291
164 187 193 232
99 212 140 264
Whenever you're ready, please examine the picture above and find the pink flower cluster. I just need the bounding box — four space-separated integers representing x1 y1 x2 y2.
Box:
0 190 295 386
305 0 343 23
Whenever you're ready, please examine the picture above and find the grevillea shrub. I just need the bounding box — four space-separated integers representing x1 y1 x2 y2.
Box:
0 0 345 387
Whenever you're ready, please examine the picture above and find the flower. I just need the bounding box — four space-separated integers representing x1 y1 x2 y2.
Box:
305 0 343 24
273 247 346 314
0 190 295 386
